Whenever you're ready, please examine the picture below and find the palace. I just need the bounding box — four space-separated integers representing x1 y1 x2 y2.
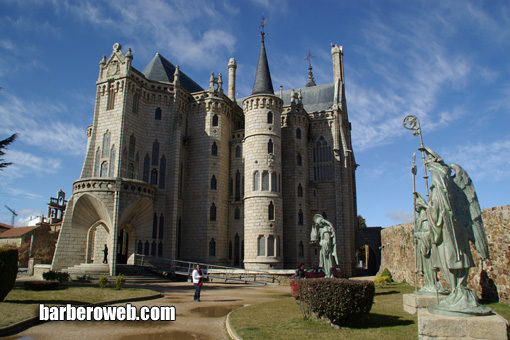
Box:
52 35 358 276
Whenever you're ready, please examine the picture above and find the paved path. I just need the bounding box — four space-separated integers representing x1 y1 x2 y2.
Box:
2 282 292 340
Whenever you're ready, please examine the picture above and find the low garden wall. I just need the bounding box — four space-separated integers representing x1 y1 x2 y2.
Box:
379 205 510 304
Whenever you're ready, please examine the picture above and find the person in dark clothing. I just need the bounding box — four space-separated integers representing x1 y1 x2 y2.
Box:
103 244 108 264
294 262 306 279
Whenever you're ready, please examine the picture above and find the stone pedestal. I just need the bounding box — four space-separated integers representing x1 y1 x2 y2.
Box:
418 308 509 340
403 293 447 314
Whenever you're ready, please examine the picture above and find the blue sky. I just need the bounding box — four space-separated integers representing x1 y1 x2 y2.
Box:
0 0 508 228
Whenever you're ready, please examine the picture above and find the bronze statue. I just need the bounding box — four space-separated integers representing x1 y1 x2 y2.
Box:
404 115 492 316
310 214 338 278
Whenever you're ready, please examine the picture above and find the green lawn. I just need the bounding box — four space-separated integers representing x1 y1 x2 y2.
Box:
229 283 510 340
0 285 160 327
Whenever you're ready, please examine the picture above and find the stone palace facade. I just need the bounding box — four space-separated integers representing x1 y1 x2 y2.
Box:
52 37 358 276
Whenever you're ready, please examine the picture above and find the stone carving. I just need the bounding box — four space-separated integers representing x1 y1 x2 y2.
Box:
310 214 338 278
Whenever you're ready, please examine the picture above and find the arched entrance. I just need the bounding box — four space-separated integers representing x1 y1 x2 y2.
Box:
86 222 109 264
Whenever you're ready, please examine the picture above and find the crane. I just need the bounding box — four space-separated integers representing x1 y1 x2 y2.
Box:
4 205 17 226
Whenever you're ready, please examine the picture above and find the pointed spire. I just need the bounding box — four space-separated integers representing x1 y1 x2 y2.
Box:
252 16 274 95
305 48 316 87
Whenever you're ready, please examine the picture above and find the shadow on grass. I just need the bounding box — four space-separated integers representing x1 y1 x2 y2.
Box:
344 313 415 329
374 290 400 296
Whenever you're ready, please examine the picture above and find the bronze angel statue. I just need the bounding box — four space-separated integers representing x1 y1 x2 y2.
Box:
419 146 491 315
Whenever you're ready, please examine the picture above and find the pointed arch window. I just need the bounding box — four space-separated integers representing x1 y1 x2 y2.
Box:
109 146 116 177
159 156 166 189
296 128 301 139
267 235 275 256
158 241 163 256
144 241 150 256
133 91 140 114
297 183 303 197
258 236 265 256
298 241 304 257
267 139 273 154
107 82 115 110
210 175 217 190
209 238 216 256
152 140 159 166
94 148 101 177
268 201 274 220
253 171 260 191
211 142 218 156
143 154 150 182
234 207 240 220
313 136 333 181
100 161 108 177
128 163 135 179
129 135 136 158
102 131 111 158
155 107 162 120
159 213 164 239
262 171 269 191
137 240 143 254
267 111 273 124
151 169 158 185
235 145 241 157
212 114 219 127
297 152 302 166
298 209 304 225
151 241 157 256
210 203 216 221
235 170 241 201
271 172 277 192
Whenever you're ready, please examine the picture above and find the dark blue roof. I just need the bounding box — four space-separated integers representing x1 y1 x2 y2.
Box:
280 83 335 113
141 53 204 93
252 39 274 95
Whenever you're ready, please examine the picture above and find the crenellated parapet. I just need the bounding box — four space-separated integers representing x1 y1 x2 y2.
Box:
243 95 283 113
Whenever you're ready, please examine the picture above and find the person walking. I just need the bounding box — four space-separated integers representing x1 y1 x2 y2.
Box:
192 264 204 302
103 244 108 264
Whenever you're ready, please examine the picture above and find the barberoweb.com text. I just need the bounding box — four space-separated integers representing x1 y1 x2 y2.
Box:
39 304 176 321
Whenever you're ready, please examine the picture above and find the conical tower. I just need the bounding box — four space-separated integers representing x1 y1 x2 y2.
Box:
243 30 284 269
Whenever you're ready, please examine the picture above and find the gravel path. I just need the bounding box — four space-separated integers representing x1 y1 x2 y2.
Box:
2 282 291 340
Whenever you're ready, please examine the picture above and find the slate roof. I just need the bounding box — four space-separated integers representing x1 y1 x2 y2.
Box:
252 39 275 95
141 53 204 93
0 226 38 238
280 83 336 113
238 83 336 114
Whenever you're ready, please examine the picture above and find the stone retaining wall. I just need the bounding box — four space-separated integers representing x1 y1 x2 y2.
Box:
380 205 510 304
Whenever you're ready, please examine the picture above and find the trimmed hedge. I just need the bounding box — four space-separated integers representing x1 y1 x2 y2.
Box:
0 247 18 301
24 280 60 291
42 270 70 283
295 278 375 326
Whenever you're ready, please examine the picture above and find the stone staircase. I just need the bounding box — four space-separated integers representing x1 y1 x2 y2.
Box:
63 263 171 284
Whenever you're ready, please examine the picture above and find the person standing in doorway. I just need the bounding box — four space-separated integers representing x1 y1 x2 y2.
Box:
192 264 204 302
103 244 108 264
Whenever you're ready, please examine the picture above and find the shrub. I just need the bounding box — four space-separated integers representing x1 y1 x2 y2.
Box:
115 274 126 290
99 274 109 288
42 270 70 283
0 247 18 301
374 276 393 286
24 280 59 291
380 268 392 280
295 278 375 326
76 274 92 282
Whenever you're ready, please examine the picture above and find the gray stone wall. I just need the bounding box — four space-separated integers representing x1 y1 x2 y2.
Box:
380 205 510 304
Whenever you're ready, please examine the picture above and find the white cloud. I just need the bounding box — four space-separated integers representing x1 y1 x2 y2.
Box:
439 138 510 182
385 209 413 224
0 93 87 156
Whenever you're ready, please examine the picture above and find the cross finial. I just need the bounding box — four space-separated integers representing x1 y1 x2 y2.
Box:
304 48 315 68
259 15 268 41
